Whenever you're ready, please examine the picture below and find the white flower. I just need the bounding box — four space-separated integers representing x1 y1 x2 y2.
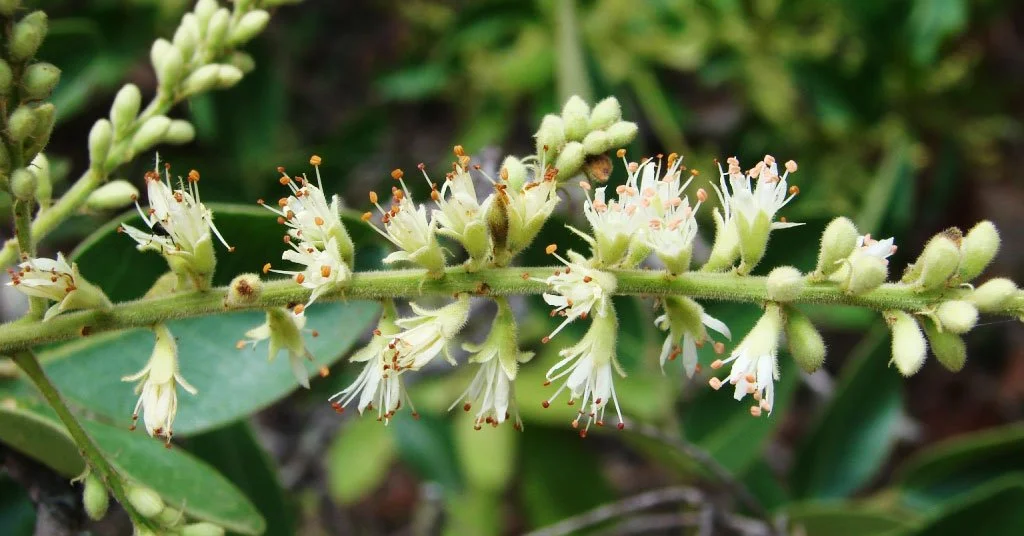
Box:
329 302 415 422
424 159 493 261
7 252 112 321
364 169 445 273
542 312 625 435
120 165 232 263
391 294 471 370
266 236 349 314
237 308 318 388
654 296 732 377
121 324 196 442
708 304 783 417
711 155 801 232
856 234 897 263
536 247 616 342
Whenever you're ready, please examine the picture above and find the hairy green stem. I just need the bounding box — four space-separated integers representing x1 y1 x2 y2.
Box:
0 266 1018 353
11 350 153 529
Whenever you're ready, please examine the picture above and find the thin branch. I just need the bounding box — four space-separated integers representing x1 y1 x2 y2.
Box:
524 485 705 536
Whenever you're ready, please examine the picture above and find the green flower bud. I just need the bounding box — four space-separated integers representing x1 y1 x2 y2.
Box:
605 121 638 149
229 9 270 46
179 64 219 97
958 220 1000 282
82 472 109 521
887 311 927 377
969 278 1017 313
921 316 966 372
561 95 590 142
225 273 263 308
85 180 139 211
21 62 60 100
486 189 510 263
127 485 164 518
205 8 232 50
9 11 47 62
0 0 21 17
30 153 50 206
156 45 185 92
23 102 55 159
935 300 978 334
110 84 142 135
0 59 12 96
215 65 244 89
88 119 113 167
7 105 36 142
181 522 226 536
842 254 888 295
812 217 859 279
588 96 621 131
913 231 961 292
535 114 565 160
784 306 826 372
500 156 526 191
767 266 804 302
150 38 172 72
228 51 256 74
582 130 611 155
155 507 185 528
131 115 172 153
173 15 200 60
554 141 585 182
194 0 218 27
10 168 36 201
164 120 195 145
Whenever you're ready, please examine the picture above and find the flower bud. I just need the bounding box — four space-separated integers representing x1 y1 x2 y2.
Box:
921 316 966 372
561 95 590 141
10 168 36 201
194 0 218 27
7 105 37 142
842 254 888 295
225 273 263 308
173 15 200 60
553 141 585 182
935 300 978 334
0 59 12 95
229 9 270 46
82 472 109 521
913 232 961 291
500 156 526 191
155 507 185 528
0 0 21 16
9 11 47 61
131 115 172 153
21 62 60 100
150 38 172 71
969 278 1017 313
85 180 139 211
582 130 611 155
110 84 142 135
215 65 244 89
164 120 196 145
127 485 164 518
535 114 565 160
30 153 50 206
784 306 826 372
157 45 186 92
887 311 927 377
588 96 621 131
486 190 510 261
605 121 638 149
812 217 859 279
23 102 55 159
181 522 226 536
767 266 804 302
179 64 220 97
228 51 256 74
958 220 1000 282
205 8 231 50
88 119 113 167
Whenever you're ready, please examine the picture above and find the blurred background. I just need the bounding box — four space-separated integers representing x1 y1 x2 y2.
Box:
2 0 1024 534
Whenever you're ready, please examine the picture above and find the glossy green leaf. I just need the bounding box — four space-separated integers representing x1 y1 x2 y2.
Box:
786 502 917 536
452 409 516 492
791 323 903 499
392 413 463 492
905 476 1024 536
326 417 397 505
0 397 264 535
895 423 1024 509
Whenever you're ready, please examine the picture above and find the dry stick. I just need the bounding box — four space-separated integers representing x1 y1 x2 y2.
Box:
524 485 705 536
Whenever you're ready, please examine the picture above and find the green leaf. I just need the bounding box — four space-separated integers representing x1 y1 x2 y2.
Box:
392 413 463 492
790 323 903 499
905 476 1024 536
0 397 264 535
182 422 294 536
326 417 397 505
894 423 1024 509
36 300 378 437
786 502 917 536
444 490 502 536
519 427 613 529
908 0 967 66
452 409 516 492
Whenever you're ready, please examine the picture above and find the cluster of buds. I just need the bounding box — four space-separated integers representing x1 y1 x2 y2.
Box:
535 96 639 182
